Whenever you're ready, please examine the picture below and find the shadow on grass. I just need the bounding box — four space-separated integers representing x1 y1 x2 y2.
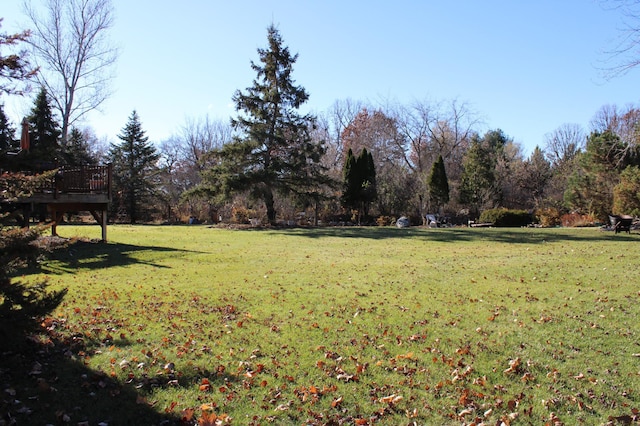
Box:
1 248 185 424
22 239 205 275
261 225 638 244
1 323 184 425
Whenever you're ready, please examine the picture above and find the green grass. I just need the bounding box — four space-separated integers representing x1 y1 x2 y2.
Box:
5 225 640 425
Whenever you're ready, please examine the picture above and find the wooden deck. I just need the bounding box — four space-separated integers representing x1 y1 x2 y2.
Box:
15 165 112 241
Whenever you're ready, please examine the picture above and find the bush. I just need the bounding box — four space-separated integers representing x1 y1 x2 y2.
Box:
613 166 640 217
230 206 256 224
535 208 562 227
479 208 532 227
376 216 394 226
560 213 596 227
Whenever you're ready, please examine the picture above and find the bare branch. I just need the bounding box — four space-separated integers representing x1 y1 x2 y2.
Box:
23 0 118 143
0 18 38 95
599 0 640 78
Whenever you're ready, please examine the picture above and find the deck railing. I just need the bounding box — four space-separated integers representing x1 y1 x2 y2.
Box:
36 164 112 199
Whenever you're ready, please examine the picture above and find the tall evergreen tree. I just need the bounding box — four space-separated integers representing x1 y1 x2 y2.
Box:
361 148 377 216
564 130 628 221
341 148 358 210
459 129 509 216
24 87 62 170
64 127 96 166
428 154 449 213
0 103 16 153
200 25 327 224
516 146 551 209
0 104 17 171
109 111 159 224
342 147 376 222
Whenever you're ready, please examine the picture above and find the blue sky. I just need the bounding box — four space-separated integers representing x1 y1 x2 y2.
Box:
2 0 639 155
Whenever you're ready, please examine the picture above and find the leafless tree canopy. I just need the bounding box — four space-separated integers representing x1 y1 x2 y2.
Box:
24 0 118 143
590 103 640 144
177 116 232 171
601 0 640 77
544 123 585 168
317 98 364 170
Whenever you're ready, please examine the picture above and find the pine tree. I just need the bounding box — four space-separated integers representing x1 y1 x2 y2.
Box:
428 154 449 213
109 111 159 223
1 173 66 341
24 87 62 170
341 148 358 211
64 127 96 166
0 103 16 152
342 148 377 222
459 130 508 216
200 25 327 224
360 148 377 216
0 104 17 170
564 130 628 221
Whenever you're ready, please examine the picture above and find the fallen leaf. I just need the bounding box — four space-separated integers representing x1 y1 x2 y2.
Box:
331 396 343 408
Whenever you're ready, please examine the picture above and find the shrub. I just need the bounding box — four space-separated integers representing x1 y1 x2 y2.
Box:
535 208 562 227
613 165 640 217
560 213 596 227
479 208 532 227
376 216 394 226
230 206 256 224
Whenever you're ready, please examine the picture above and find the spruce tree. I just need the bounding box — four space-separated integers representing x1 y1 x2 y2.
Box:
25 87 62 170
0 103 15 152
342 148 377 222
459 130 508 216
109 111 159 223
428 154 449 213
0 104 16 170
200 25 327 224
359 148 377 217
341 148 358 211
64 127 96 166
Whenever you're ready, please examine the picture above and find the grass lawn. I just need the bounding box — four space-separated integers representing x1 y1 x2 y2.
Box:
3 225 640 425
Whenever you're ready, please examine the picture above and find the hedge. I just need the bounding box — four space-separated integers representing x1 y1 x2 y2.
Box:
478 208 532 227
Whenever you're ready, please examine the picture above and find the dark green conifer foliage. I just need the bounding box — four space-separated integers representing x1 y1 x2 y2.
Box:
200 25 326 224
26 88 62 168
109 111 159 223
341 148 358 209
1 174 67 342
564 130 629 221
361 148 377 214
428 154 449 212
64 127 96 166
0 103 15 152
342 147 377 222
459 129 508 216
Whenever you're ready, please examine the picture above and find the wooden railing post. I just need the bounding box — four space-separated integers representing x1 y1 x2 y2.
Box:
107 163 113 200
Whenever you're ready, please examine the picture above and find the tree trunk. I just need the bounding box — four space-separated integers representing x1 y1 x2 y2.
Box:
265 189 276 225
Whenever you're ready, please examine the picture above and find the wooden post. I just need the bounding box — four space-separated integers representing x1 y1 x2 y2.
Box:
102 208 107 242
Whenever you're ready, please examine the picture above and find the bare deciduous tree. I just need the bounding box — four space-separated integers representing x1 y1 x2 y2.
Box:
316 98 364 173
590 103 640 163
392 98 481 220
177 115 232 172
601 0 640 76
24 0 118 144
157 116 232 222
544 123 585 168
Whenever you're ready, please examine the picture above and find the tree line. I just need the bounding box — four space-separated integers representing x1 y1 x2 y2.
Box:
3 17 640 226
